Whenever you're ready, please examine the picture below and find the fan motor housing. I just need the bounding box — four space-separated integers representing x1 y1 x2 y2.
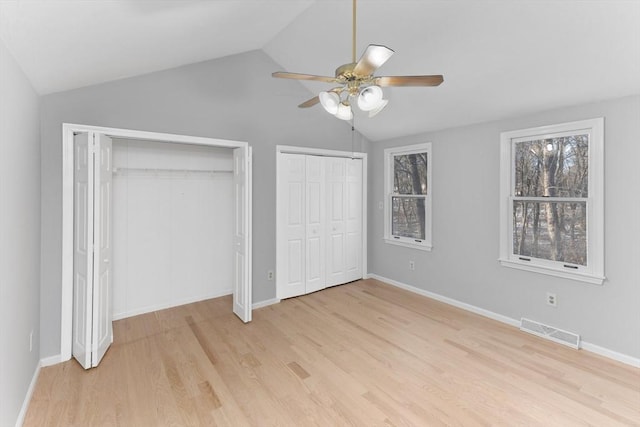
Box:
335 62 358 80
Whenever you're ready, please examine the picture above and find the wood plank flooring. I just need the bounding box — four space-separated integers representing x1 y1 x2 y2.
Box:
24 279 640 426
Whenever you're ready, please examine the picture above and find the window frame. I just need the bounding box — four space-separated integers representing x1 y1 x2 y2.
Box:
499 118 604 285
384 142 433 251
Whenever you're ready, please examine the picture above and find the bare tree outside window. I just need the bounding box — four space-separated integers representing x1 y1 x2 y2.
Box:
392 153 427 240
512 135 588 265
500 118 603 284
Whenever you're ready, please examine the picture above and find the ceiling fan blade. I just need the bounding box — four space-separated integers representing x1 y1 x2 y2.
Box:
353 44 394 76
374 75 444 87
298 96 320 108
272 72 338 83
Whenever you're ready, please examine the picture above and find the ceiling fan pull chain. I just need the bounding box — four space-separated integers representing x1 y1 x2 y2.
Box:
351 117 356 157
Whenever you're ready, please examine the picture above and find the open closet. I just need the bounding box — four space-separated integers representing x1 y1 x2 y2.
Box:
62 124 252 369
111 139 235 320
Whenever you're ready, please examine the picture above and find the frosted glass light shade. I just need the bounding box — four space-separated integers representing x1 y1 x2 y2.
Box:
357 85 384 111
368 99 388 117
335 102 353 120
319 91 340 115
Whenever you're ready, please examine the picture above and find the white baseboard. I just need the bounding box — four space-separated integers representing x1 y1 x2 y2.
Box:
40 354 63 367
113 290 233 320
15 361 41 427
581 341 640 368
252 298 280 309
368 274 520 327
367 274 640 368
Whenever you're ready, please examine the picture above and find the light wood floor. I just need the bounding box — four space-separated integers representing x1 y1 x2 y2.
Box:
25 279 640 426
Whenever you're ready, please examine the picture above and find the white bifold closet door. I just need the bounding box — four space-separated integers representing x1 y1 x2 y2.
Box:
72 132 114 369
233 146 252 323
277 154 362 299
344 158 363 282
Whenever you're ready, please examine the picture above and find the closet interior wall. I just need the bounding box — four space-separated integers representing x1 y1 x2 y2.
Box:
111 139 234 319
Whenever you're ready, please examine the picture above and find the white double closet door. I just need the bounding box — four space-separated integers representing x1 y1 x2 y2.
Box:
277 153 363 299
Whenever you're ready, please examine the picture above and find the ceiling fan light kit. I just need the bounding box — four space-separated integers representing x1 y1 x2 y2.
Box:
319 91 340 115
335 102 354 121
357 85 384 111
368 99 388 118
272 0 444 120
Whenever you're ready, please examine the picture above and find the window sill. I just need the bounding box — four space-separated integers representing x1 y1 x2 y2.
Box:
498 258 605 285
384 238 432 252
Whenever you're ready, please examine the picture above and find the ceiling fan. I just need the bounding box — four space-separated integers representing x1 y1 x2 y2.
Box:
272 0 444 120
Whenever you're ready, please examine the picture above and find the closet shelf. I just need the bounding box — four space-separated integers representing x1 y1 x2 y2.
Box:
113 167 233 175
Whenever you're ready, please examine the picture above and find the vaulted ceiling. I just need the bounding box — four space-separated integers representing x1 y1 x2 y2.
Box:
1 0 638 141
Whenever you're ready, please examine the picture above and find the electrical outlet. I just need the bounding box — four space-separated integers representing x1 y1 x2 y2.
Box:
409 260 415 271
29 330 33 352
378 201 383 210
546 292 557 307
267 270 274 281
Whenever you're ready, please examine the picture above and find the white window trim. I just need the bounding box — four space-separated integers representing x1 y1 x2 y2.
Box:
499 118 605 285
384 142 433 251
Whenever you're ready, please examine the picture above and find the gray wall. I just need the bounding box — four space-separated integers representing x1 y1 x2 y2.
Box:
39 50 368 359
368 95 640 359
39 46 637 364
0 38 41 426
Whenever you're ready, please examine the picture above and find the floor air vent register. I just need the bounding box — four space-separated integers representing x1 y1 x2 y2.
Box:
520 318 581 349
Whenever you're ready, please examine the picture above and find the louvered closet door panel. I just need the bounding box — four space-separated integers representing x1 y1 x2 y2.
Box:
325 157 346 287
305 155 326 293
345 158 363 282
277 154 306 299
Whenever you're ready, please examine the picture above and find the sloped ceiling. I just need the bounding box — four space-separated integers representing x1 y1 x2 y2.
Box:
1 0 639 141
0 0 315 94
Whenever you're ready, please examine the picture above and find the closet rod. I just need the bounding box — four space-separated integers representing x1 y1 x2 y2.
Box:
278 151 363 159
112 167 233 174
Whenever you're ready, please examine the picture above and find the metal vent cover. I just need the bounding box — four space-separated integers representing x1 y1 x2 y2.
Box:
520 318 580 349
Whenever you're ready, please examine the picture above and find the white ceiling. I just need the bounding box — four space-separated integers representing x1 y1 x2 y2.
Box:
0 0 314 94
1 0 639 141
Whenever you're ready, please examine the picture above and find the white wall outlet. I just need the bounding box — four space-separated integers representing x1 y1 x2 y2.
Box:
378 201 383 210
409 260 415 271
546 292 557 307
267 270 274 281
29 330 33 352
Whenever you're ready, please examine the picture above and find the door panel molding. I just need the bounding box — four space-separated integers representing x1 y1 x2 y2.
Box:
91 133 113 367
277 153 307 298
71 132 93 369
233 146 252 323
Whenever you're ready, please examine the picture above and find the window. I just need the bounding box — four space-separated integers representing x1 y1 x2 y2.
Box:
384 143 432 250
499 118 604 284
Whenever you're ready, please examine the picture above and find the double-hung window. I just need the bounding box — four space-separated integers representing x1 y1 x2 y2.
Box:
499 118 604 284
384 143 432 250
